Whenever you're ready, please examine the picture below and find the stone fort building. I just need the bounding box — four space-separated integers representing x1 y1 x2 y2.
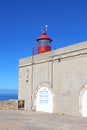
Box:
18 29 87 117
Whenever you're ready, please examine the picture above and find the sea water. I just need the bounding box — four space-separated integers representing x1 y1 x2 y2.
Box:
0 93 18 100
0 90 18 100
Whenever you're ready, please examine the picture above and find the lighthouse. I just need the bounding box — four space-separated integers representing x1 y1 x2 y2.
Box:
36 26 52 54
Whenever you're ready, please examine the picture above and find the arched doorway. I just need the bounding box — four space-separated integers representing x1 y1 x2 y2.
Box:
79 85 87 117
36 86 53 113
82 89 87 117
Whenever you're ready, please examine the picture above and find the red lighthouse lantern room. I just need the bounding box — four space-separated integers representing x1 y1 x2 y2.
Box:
36 30 52 54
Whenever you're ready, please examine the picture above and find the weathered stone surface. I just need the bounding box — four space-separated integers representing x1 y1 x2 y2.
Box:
0 100 18 110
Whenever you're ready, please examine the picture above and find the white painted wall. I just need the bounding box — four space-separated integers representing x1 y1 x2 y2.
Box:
18 41 87 116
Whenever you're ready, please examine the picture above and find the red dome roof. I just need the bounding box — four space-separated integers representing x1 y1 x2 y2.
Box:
36 32 52 42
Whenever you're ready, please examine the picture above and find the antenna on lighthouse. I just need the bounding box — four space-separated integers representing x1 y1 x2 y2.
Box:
41 24 48 33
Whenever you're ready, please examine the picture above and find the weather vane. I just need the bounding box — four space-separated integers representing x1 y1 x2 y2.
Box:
41 24 48 33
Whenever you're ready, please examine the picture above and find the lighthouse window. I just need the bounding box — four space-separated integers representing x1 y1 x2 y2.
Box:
38 40 51 46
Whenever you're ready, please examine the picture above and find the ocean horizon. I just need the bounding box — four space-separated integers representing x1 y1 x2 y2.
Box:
0 89 18 100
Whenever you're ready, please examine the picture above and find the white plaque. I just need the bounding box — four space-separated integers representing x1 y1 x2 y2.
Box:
36 87 53 113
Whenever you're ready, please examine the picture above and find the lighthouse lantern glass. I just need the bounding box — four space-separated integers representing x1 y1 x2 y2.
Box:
37 39 51 46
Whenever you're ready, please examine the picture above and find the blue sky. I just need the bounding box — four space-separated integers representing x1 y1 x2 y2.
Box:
0 0 87 90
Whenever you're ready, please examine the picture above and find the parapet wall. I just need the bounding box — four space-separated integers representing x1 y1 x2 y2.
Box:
0 100 18 110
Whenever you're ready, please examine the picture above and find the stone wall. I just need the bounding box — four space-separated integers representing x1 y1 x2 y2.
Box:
0 100 18 110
